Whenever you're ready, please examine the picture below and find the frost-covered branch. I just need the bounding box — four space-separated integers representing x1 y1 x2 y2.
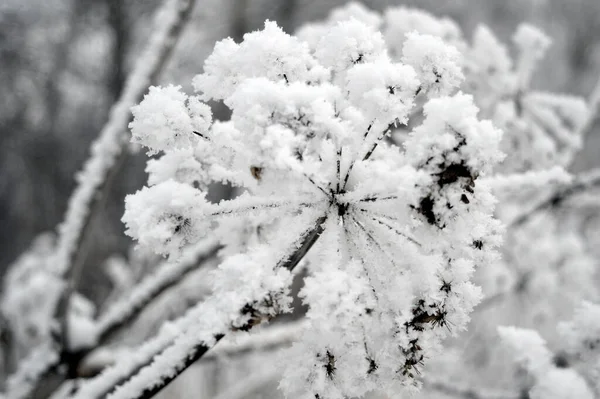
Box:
55 0 197 337
481 166 572 193
509 168 600 227
73 319 304 378
206 320 305 361
53 0 196 297
94 238 219 345
3 342 59 399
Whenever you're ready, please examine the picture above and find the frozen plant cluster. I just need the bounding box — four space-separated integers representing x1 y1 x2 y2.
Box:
2 1 597 399
298 2 588 175
122 12 507 398
295 3 599 397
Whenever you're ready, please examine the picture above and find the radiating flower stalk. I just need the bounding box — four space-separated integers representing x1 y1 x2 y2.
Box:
121 15 504 398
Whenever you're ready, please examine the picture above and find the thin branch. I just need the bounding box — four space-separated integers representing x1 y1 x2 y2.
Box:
302 171 331 200
336 148 342 193
53 0 198 341
358 194 399 202
349 213 402 271
481 167 571 193
361 128 388 162
94 239 219 345
38 241 217 397
356 209 421 247
69 303 210 398
208 197 319 217
2 342 59 399
341 216 381 302
508 168 600 227
352 206 403 222
206 320 305 361
342 123 373 191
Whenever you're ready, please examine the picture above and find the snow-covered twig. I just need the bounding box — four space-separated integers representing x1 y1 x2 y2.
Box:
508 168 600 227
25 239 217 398
66 318 303 384
3 342 59 399
481 166 571 192
53 0 196 289
207 319 306 361
95 238 219 345
67 295 216 398
52 0 197 324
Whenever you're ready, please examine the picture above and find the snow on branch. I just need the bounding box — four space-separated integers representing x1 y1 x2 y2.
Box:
53 0 197 286
69 291 225 399
3 342 59 399
481 166 572 193
51 0 198 330
509 168 600 227
94 238 219 345
207 319 305 361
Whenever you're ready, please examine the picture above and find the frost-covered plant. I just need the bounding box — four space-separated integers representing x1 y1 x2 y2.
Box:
292 4 598 398
298 2 589 175
2 2 598 399
120 17 505 398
